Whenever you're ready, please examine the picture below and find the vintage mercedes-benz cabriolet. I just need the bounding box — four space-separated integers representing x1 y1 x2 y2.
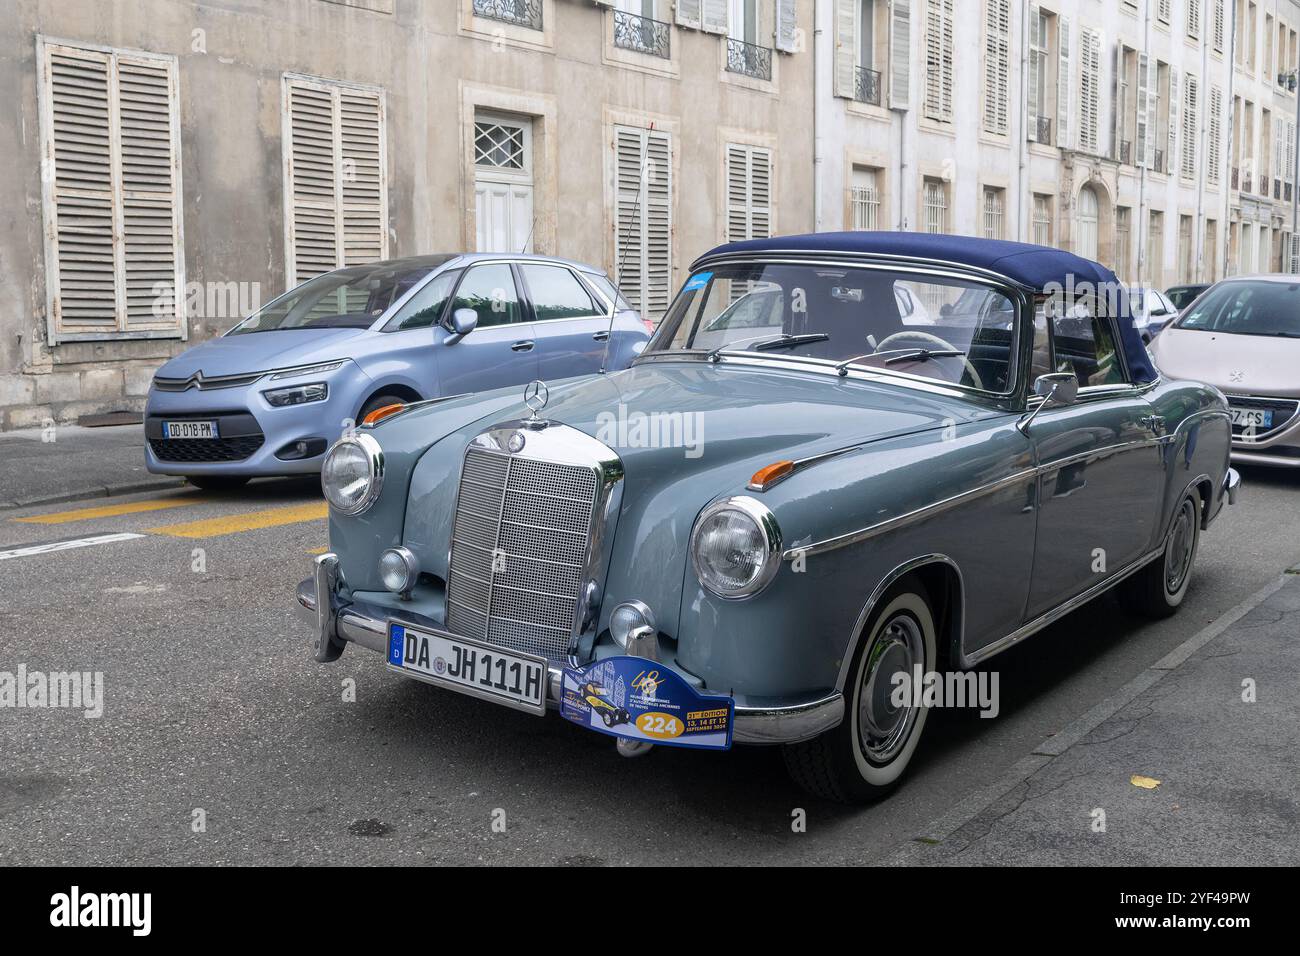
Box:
298 232 1239 802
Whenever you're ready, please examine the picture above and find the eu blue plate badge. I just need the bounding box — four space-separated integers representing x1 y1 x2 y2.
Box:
560 656 734 750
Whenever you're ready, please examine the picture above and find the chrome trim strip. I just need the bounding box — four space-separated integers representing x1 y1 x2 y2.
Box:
962 545 1165 667
730 694 845 744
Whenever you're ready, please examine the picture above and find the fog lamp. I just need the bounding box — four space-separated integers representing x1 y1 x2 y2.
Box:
610 600 657 653
379 547 419 598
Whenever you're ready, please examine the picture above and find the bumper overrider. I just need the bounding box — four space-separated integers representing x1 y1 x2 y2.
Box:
296 553 844 746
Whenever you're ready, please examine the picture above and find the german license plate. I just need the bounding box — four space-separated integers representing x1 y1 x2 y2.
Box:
387 622 546 715
1230 407 1272 430
163 420 219 439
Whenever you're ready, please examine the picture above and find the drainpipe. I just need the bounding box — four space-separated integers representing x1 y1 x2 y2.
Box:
1195 9 1208 282
1225 1 1238 277
1019 0 1029 240
1137 0 1151 283
814 0 826 231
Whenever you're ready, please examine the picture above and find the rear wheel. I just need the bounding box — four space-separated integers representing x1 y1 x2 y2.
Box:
186 475 250 492
783 580 937 803
1118 490 1201 619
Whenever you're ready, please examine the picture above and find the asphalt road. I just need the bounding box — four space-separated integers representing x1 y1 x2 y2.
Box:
1 465 1298 865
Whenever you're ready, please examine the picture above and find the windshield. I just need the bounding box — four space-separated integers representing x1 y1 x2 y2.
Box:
228 263 435 334
1175 280 1300 337
648 263 1020 393
1165 285 1205 310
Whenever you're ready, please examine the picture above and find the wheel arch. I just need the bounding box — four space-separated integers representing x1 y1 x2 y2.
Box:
357 382 423 419
834 554 966 694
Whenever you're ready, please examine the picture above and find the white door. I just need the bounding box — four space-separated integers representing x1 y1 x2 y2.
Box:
475 181 533 254
473 112 534 253
1076 186 1099 260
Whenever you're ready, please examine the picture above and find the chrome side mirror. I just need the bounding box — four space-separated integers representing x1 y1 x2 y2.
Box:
1018 372 1079 434
444 307 478 345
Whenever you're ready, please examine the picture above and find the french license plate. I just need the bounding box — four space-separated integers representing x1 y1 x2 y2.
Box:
1230 407 1272 430
387 622 546 715
163 420 219 439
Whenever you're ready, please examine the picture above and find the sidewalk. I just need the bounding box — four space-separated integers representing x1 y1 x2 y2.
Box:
884 575 1300 866
0 423 182 510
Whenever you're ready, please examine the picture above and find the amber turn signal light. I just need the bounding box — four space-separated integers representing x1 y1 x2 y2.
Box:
748 460 795 492
361 402 406 427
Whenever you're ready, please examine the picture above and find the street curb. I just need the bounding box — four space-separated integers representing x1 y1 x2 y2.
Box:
0 478 186 513
875 574 1294 866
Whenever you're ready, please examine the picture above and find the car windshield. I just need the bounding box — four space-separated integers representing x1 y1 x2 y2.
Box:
1165 286 1204 310
228 263 435 334
648 262 1020 392
1175 280 1300 337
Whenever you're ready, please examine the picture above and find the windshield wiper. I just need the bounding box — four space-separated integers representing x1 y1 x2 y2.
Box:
707 333 830 362
833 347 966 377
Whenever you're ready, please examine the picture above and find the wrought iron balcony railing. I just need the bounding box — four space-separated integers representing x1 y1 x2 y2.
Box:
1232 166 1240 189
1154 147 1166 173
472 0 542 31
854 66 881 105
726 37 772 81
1033 115 1052 145
613 9 671 58
1119 140 1132 165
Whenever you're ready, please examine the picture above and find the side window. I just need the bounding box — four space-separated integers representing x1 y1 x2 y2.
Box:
1030 303 1053 383
384 270 459 331
451 263 523 328
520 264 601 322
1048 296 1127 388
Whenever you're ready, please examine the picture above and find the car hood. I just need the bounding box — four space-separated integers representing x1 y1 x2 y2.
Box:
1150 327 1300 396
154 328 370 380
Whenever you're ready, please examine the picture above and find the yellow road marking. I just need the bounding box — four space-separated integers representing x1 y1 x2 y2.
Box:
306 546 329 555
14 496 208 525
149 501 328 539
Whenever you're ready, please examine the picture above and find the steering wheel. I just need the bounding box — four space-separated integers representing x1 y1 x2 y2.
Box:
872 330 985 391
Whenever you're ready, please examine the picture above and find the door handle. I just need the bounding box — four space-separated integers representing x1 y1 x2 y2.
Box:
592 330 610 342
511 340 535 352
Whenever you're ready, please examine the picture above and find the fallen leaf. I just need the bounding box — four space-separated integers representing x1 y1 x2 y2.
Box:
1130 774 1161 790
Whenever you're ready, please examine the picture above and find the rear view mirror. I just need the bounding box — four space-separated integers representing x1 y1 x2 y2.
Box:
1019 373 1080 434
445 308 478 345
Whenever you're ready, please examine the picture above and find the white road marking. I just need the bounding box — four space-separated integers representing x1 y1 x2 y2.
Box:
0 532 146 561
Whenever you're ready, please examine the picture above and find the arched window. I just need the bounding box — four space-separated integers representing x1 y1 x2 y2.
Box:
1077 186 1100 260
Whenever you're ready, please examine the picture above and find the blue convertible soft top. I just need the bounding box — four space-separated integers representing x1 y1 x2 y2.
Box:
695 231 1156 383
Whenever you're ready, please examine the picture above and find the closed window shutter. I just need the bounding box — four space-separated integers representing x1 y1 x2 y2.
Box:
1214 0 1225 52
1027 4 1040 141
1167 70 1178 175
1079 28 1100 153
983 0 1010 135
1136 53 1150 168
1181 75 1198 179
284 76 387 286
1188 0 1201 38
889 0 911 110
924 0 953 122
775 0 798 53
613 126 673 320
676 0 703 30
701 0 728 35
38 40 184 343
1057 16 1071 149
1158 0 1171 23
1207 85 1222 184
834 0 856 98
725 143 773 243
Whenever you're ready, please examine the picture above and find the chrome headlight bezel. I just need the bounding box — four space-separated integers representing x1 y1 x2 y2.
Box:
321 432 385 516
689 495 783 600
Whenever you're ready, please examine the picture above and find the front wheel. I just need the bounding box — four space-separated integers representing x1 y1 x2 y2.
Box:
1118 489 1201 619
783 581 937 803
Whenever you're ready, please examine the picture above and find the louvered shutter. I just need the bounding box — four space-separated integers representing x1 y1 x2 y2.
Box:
1214 0 1225 51
1167 70 1178 175
613 126 673 320
38 39 184 343
1207 85 1222 185
834 0 856 99
1182 75 1198 179
1158 0 1171 23
725 144 773 243
676 0 702 29
889 0 911 110
1057 16 1071 149
775 0 798 53
1079 28 1100 154
284 76 387 286
924 0 953 121
983 0 1010 135
701 0 728 35
1188 0 1201 38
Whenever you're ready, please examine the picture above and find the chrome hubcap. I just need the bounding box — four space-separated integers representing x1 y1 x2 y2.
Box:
1165 498 1196 595
858 613 923 764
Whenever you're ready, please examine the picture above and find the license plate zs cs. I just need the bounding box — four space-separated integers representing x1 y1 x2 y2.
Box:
163 420 219 439
1230 407 1273 430
387 623 546 715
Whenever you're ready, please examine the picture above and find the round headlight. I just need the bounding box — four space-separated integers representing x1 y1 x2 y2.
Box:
689 496 782 599
379 547 419 595
321 433 384 516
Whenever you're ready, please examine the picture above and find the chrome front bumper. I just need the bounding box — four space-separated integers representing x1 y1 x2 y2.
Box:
297 553 844 745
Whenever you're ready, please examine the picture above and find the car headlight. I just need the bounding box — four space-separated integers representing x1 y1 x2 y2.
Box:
268 360 346 381
689 496 782 600
321 433 384 516
262 382 328 406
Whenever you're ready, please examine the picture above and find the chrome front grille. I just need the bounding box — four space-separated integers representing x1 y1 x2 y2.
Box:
446 445 600 661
